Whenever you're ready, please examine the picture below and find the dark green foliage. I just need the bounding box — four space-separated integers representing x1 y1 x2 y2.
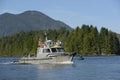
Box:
65 25 120 56
0 26 120 56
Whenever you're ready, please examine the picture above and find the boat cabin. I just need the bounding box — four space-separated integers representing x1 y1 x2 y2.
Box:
37 47 64 54
36 39 64 58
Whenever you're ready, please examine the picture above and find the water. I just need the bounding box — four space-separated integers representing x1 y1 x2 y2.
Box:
0 56 120 80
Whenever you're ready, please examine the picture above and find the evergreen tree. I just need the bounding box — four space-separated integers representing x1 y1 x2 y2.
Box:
99 27 109 55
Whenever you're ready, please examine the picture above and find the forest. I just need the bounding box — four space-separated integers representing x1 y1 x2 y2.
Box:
0 25 120 56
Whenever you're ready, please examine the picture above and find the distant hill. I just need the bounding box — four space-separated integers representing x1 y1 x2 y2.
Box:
0 10 72 37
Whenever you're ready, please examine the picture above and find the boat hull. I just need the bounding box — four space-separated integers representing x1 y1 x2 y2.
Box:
13 53 75 64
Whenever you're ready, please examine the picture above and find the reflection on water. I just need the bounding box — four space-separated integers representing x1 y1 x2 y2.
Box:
35 62 74 70
35 63 75 80
0 56 120 80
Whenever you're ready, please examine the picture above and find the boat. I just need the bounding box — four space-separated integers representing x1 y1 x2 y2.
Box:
13 33 76 64
78 55 84 60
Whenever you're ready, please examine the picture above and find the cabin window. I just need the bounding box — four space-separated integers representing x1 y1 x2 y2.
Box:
51 48 64 52
51 48 57 52
57 48 64 52
43 49 50 53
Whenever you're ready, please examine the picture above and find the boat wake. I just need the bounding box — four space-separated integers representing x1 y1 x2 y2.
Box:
0 59 74 65
0 62 13 64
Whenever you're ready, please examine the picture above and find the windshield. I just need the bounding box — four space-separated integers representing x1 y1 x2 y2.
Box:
43 49 50 53
51 48 64 52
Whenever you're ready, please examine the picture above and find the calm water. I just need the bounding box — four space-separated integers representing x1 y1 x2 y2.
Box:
0 56 120 80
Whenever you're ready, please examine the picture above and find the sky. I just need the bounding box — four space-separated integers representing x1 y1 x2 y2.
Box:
0 0 120 33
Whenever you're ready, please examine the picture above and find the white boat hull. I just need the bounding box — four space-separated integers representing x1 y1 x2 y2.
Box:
13 53 76 64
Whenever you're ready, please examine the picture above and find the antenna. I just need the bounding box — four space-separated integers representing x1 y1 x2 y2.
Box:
44 31 48 41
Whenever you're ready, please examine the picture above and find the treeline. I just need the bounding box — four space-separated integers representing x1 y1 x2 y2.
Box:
65 25 120 56
0 25 120 56
0 27 70 56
